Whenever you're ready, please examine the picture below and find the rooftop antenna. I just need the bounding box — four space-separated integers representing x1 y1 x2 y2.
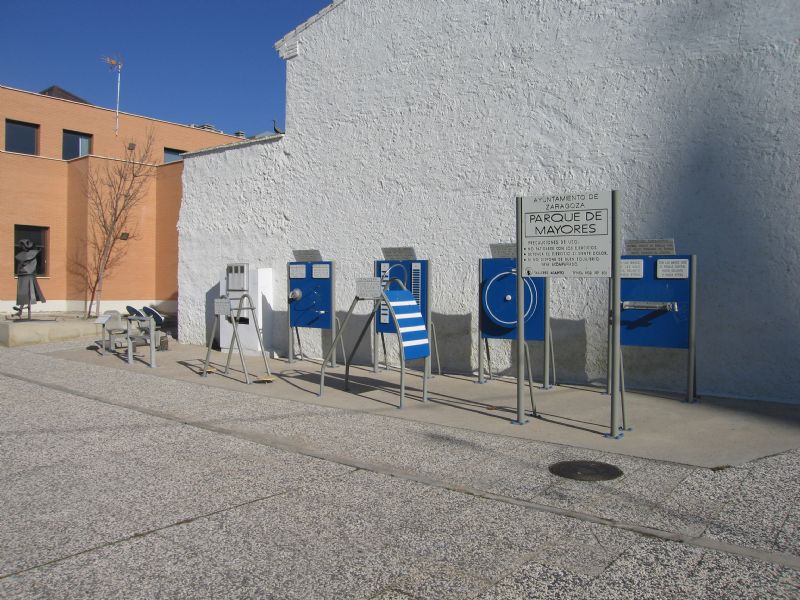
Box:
101 55 123 135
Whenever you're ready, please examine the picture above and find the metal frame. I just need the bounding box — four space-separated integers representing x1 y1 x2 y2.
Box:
287 261 342 368
125 315 157 368
611 253 698 405
320 280 430 408
202 294 273 385
476 259 556 390
373 260 440 378
516 191 622 437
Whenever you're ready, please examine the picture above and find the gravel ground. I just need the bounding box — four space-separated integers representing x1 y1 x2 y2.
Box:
1 343 798 598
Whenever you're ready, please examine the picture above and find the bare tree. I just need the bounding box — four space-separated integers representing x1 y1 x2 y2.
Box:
83 134 155 317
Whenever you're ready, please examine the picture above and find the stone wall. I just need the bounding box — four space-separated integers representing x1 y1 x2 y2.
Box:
180 0 799 402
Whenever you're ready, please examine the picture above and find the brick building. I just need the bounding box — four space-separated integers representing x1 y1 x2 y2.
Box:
1 84 240 314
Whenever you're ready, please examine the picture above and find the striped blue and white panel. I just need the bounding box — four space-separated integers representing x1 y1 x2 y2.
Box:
384 290 430 361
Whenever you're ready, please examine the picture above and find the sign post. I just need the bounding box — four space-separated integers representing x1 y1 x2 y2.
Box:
518 190 620 436
515 195 527 424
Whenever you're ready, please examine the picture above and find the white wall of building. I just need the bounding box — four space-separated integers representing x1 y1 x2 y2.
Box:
179 0 799 403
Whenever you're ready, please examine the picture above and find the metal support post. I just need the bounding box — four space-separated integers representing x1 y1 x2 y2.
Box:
687 255 698 403
477 331 485 383
524 342 537 416
148 316 156 368
287 263 294 364
202 317 219 377
607 277 613 395
514 194 529 425
543 277 551 389
429 320 442 377
608 190 623 438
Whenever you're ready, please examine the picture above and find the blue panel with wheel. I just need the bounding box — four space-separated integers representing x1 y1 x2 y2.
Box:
288 261 334 329
480 258 545 341
375 260 429 334
621 255 691 349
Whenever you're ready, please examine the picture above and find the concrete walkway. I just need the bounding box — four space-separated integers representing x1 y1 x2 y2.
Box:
1 339 798 598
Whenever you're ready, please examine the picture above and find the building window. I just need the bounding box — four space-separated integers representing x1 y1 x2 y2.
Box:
5 120 39 155
164 148 186 163
14 225 48 276
62 130 92 160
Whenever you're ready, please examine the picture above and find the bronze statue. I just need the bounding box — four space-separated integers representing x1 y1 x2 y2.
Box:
14 239 46 319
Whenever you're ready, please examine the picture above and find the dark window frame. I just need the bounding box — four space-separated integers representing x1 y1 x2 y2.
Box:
13 224 49 276
164 147 187 164
5 119 40 155
62 129 93 160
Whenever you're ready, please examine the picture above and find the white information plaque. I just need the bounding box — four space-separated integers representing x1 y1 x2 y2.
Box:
621 259 644 279
656 259 690 279
312 263 330 279
520 191 612 277
289 264 306 279
356 277 383 299
214 298 232 316
624 239 676 256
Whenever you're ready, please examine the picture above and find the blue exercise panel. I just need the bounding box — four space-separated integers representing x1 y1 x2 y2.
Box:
288 261 334 329
621 255 691 349
480 258 545 341
384 289 430 361
375 260 429 334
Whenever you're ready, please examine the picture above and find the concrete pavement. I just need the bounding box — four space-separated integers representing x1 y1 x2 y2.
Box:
1 339 798 598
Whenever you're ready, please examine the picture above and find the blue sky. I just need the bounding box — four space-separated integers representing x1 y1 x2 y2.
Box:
0 0 332 137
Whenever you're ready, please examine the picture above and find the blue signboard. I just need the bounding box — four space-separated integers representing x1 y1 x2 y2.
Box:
288 261 334 329
375 260 429 334
620 255 691 349
384 289 430 361
480 258 545 341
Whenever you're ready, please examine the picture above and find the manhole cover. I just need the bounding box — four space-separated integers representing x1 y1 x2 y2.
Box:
548 460 623 481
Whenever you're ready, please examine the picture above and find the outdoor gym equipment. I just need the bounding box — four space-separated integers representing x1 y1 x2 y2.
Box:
320 277 430 408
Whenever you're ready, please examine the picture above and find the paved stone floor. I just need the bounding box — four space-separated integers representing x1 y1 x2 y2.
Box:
1 340 799 598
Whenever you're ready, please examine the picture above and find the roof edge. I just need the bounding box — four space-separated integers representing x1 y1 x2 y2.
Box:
274 0 348 54
182 134 284 159
0 84 241 140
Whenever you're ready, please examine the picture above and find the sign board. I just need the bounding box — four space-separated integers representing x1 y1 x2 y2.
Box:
356 277 383 299
479 258 545 341
489 243 516 259
214 298 232 317
312 263 331 279
225 263 248 292
624 239 676 256
381 247 417 261
520 191 612 277
289 261 334 329
288 264 306 279
621 255 692 348
656 259 690 279
620 259 644 279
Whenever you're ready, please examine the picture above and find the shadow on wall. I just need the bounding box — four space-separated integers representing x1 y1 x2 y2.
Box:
622 347 688 394
651 55 796 400
478 318 589 384
204 282 220 349
431 312 473 373
334 310 376 366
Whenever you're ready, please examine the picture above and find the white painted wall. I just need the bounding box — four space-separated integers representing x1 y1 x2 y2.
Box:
180 0 800 403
